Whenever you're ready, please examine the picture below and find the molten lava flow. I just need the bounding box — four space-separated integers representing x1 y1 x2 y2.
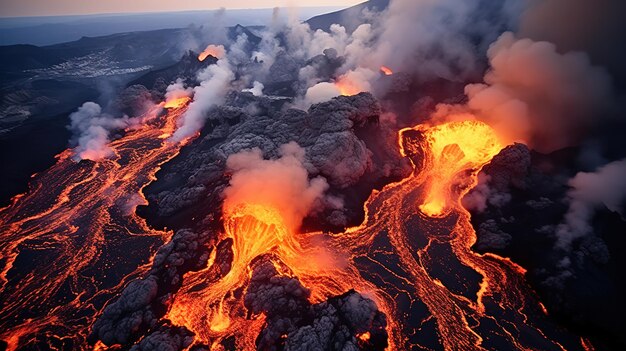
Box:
380 66 393 76
326 120 585 350
334 73 368 96
1 96 589 351
164 96 191 109
0 100 192 350
198 44 226 62
406 121 502 217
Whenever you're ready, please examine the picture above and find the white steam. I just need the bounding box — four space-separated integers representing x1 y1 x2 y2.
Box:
68 102 155 161
556 159 626 249
242 81 264 96
171 58 234 142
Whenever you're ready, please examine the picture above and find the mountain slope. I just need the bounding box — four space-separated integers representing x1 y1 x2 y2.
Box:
306 0 390 32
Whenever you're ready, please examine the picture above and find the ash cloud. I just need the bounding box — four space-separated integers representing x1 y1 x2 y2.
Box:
224 142 329 232
519 0 626 87
433 32 613 153
556 159 626 250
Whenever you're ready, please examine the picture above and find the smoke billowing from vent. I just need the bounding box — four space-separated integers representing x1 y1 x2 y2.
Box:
224 142 328 232
433 32 612 153
557 159 626 249
171 58 234 142
164 79 193 107
68 102 149 161
242 81 264 96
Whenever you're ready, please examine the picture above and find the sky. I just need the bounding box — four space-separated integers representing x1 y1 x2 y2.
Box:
0 0 364 17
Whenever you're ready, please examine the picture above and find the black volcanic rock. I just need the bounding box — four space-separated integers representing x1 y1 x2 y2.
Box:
110 84 156 116
128 51 217 92
245 258 388 351
468 146 626 348
481 143 531 191
140 92 408 232
91 228 213 347
130 323 194 351
227 24 262 49
302 48 346 83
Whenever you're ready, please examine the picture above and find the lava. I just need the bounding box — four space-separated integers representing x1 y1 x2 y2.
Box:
164 96 191 109
1 106 588 350
409 121 502 217
380 66 393 75
0 101 192 350
335 74 366 96
198 44 226 62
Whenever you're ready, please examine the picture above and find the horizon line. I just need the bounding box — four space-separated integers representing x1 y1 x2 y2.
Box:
0 5 351 20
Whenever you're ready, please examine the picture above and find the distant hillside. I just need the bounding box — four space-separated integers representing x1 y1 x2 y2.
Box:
0 7 343 46
0 45 64 72
307 0 390 33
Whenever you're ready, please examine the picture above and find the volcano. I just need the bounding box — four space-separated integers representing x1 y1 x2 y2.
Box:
2 1 626 350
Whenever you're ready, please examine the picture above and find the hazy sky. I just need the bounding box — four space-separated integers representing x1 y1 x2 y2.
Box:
0 0 363 17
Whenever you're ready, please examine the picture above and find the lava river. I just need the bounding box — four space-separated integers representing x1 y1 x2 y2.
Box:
0 99 191 350
161 120 589 350
1 110 590 350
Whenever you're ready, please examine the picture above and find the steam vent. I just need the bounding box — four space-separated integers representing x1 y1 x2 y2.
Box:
2 1 626 350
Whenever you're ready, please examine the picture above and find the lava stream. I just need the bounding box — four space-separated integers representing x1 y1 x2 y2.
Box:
0 101 191 350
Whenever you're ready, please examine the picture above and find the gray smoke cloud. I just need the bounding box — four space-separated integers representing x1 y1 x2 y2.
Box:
519 0 626 86
556 159 626 250
171 58 234 142
433 32 613 153
68 102 143 161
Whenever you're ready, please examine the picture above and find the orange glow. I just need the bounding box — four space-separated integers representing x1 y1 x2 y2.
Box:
0 99 194 347
2 94 579 351
164 96 190 109
335 77 363 96
401 121 502 217
380 66 393 75
198 44 226 61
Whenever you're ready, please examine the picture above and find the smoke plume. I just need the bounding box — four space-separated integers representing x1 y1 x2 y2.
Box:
68 102 131 161
164 79 193 105
171 58 234 142
556 159 626 249
434 32 612 153
242 81 264 96
223 142 329 232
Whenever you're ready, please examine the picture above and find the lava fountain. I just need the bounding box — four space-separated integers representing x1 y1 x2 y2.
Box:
410 121 502 217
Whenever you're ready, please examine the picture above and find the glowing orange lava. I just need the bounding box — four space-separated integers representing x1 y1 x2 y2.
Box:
404 121 502 217
198 44 226 62
380 66 393 76
335 76 365 96
164 96 190 109
0 100 192 350
1 104 589 351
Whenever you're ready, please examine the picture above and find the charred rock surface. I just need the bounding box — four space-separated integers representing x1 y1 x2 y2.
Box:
468 145 626 349
139 92 410 233
245 258 388 351
90 228 214 346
